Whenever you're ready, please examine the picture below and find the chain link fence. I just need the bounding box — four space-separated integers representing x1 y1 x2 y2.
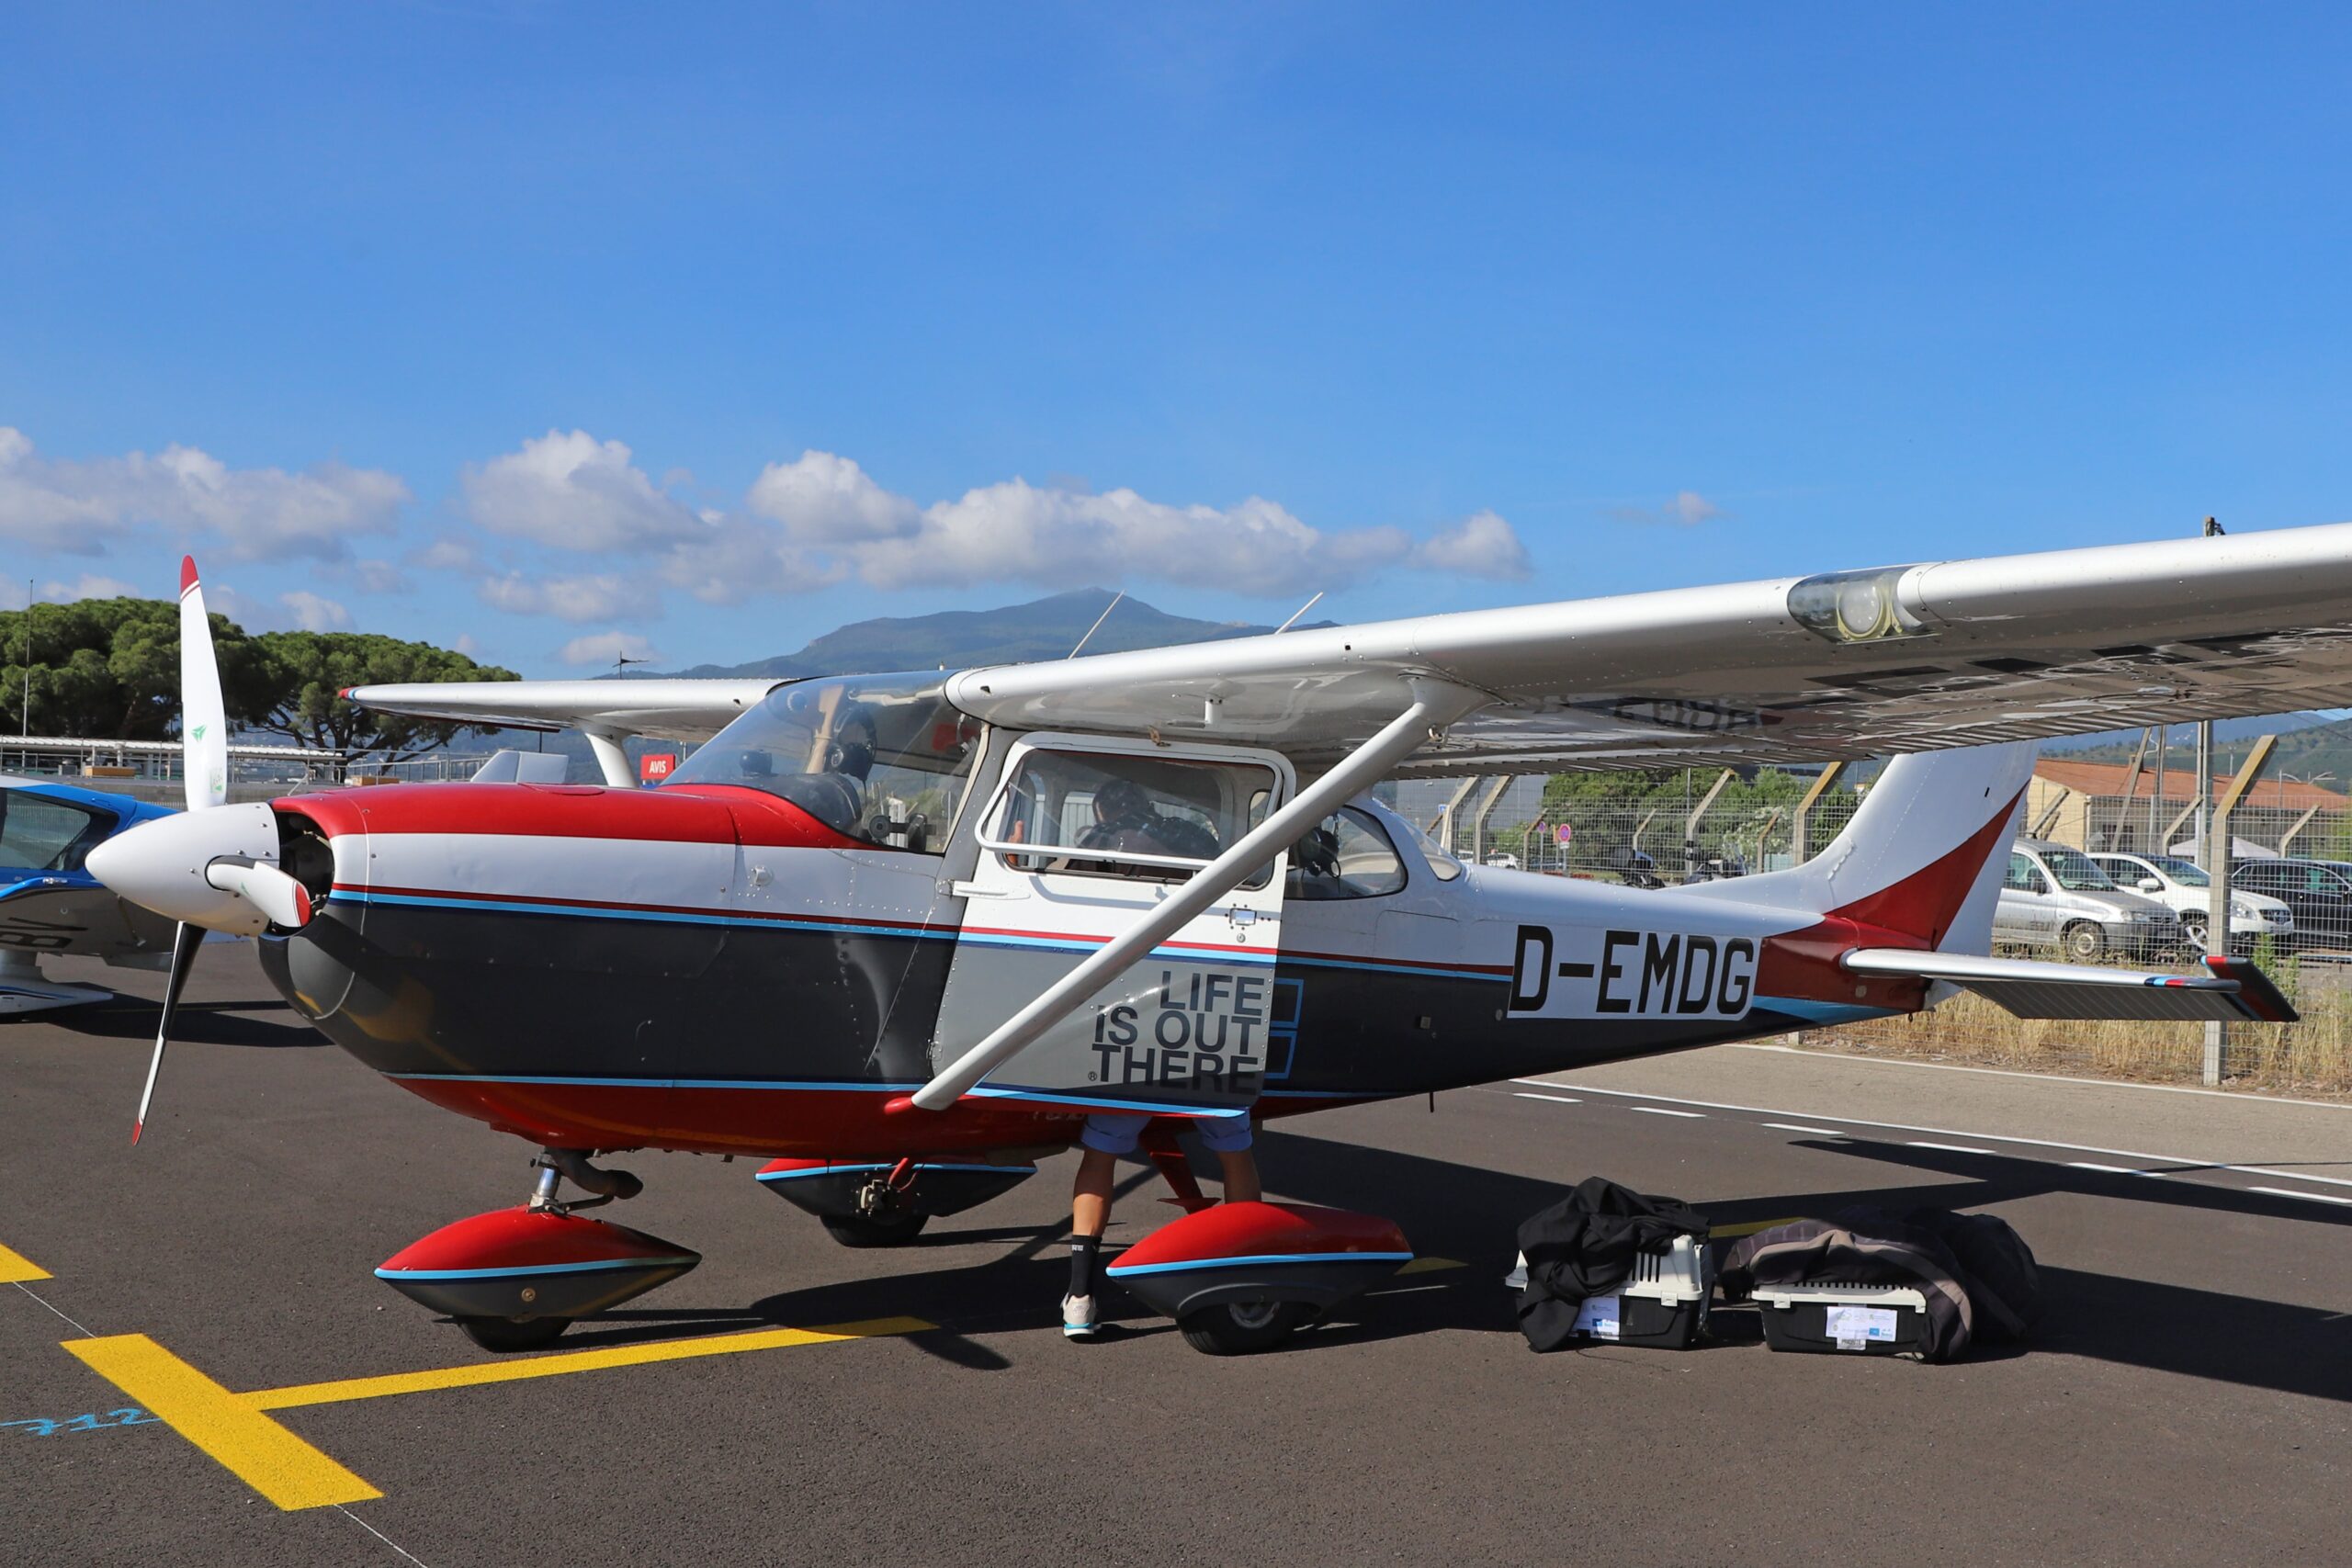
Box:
1385 766 2349 1097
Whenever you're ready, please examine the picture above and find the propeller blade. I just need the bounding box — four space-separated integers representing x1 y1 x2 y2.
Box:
131 920 203 1146
178 555 228 813
203 857 313 931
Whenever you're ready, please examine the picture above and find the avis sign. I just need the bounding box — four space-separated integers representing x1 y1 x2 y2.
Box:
1508 924 1756 1021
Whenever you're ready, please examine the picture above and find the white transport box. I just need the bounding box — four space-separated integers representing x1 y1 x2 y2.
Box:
1751 1281 1930 1355
1504 1234 1713 1348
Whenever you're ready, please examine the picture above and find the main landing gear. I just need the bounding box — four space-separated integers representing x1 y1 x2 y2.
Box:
374 1148 701 1354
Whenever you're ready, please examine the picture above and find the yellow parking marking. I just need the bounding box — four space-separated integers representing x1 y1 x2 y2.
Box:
62 1335 382 1510
0 1240 52 1282
1396 1256 1464 1275
247 1315 933 1409
1707 1215 1803 1239
63 1314 933 1510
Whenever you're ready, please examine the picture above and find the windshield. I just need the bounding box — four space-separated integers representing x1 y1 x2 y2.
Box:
664 674 979 852
0 789 109 874
2146 855 2210 887
1392 807 1465 882
2039 846 2116 892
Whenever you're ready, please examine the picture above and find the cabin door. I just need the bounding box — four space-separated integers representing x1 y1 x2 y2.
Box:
931 733 1294 1116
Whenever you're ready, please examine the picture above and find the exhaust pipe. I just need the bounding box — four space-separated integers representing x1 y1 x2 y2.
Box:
544 1147 643 1201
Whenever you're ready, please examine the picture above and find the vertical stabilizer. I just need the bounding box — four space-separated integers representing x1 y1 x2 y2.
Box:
1679 742 2035 952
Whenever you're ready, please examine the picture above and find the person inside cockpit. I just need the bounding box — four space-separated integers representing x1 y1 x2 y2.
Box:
1077 777 1220 862
782 708 876 834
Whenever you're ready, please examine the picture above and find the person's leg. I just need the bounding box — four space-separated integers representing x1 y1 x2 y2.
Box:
1214 1147 1261 1203
1068 1145 1118 1298
1195 1114 1260 1203
1066 1116 1142 1337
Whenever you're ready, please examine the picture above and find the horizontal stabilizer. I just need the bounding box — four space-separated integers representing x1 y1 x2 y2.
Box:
1840 949 2298 1024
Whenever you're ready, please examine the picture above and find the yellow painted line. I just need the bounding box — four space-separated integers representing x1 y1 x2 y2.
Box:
1396 1256 1464 1275
247 1314 933 1409
1707 1215 1804 1240
0 1240 52 1282
61 1315 932 1511
62 1335 382 1510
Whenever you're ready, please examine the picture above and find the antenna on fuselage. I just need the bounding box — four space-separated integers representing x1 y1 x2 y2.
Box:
1067 591 1125 659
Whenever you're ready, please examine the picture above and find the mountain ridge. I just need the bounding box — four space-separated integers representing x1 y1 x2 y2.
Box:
650 588 1332 680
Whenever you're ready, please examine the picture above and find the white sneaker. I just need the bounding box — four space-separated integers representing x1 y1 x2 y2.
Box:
1061 1293 1100 1338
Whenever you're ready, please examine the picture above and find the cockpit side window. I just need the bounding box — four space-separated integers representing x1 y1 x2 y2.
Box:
1286 807 1408 900
988 749 1275 887
662 674 981 852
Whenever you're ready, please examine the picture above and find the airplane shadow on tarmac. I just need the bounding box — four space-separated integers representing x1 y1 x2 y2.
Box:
537 1125 2352 1399
49 994 325 1048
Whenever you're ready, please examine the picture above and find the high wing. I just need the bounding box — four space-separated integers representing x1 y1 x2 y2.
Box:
940 521 2352 774
342 678 783 741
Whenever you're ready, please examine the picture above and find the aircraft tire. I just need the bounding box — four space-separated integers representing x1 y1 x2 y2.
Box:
820 1211 929 1248
458 1314 572 1353
1178 1300 1304 1356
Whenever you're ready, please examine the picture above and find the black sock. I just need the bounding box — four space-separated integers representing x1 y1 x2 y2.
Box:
1069 1234 1102 1297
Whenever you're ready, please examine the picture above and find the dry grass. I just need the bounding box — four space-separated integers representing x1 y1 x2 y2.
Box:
1805 951 2352 1100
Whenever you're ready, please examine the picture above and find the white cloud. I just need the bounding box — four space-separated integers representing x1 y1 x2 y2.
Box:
1413 510 1532 579
279 589 353 631
558 629 667 668
40 573 141 602
656 517 842 606
477 570 662 623
201 582 277 629
1608 490 1726 527
437 438 1532 614
0 426 406 559
460 430 705 553
453 633 482 657
345 558 412 594
413 536 481 572
746 450 922 543
850 479 1414 596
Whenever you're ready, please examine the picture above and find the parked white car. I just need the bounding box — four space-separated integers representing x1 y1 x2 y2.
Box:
1994 840 2181 962
2086 852 2294 953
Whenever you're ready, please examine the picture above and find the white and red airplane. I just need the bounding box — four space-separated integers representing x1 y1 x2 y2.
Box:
86 529 2346 1352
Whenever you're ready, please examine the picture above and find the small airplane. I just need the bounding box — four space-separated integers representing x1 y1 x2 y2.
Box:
85 529 2349 1352
0 775 181 1015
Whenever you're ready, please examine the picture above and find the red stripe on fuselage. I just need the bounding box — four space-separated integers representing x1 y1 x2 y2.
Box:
346 880 960 935
277 781 864 850
391 1077 1080 1158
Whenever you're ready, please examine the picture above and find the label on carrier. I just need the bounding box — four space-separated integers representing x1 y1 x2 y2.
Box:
1824 1305 1898 1349
1572 1294 1623 1340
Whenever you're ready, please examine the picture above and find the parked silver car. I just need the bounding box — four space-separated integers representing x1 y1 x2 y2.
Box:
1995 840 2182 962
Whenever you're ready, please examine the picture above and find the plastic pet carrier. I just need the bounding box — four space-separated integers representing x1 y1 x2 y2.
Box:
1752 1281 1929 1356
1505 1233 1713 1348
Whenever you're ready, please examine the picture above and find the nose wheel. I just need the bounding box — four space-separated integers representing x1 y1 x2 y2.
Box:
376 1149 695 1354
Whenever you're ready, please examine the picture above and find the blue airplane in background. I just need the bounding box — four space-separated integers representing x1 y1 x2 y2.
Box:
0 775 182 1015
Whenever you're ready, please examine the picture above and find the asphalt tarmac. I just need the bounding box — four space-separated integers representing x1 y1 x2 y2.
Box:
4 944 2348 1567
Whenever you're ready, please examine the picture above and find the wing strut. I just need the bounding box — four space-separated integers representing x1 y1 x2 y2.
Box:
910 679 1484 1111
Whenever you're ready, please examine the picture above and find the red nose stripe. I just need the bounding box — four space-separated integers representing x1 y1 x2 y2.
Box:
275 781 864 851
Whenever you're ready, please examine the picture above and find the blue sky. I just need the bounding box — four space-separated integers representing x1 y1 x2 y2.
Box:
5 3 2349 674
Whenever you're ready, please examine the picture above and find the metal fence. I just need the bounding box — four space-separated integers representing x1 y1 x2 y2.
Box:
1385 771 1863 881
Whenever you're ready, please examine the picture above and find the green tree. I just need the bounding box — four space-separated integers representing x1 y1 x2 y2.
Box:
250 631 518 773
0 597 273 739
